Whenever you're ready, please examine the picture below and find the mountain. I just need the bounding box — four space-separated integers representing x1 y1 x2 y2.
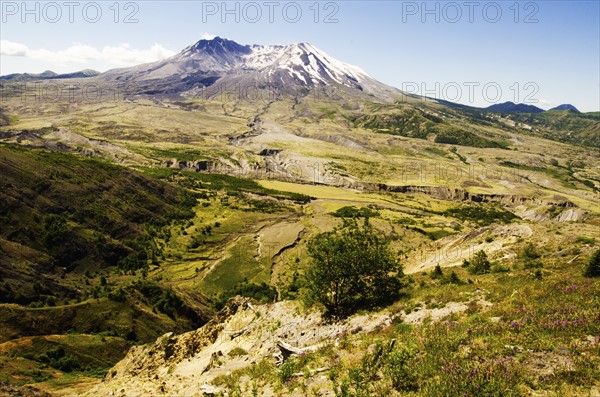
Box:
485 101 545 114
50 69 100 79
0 70 57 81
549 104 579 112
100 37 398 98
0 69 99 81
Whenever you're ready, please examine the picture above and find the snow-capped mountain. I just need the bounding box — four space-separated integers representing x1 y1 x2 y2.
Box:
255 42 370 87
101 37 397 98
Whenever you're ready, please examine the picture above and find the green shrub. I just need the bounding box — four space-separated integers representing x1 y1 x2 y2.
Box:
433 128 507 148
304 218 404 317
491 264 510 273
523 243 540 258
215 282 277 310
441 270 463 285
278 359 297 384
331 206 380 219
37 346 80 372
466 251 491 275
584 249 600 278
443 205 518 226
576 236 596 245
430 264 443 279
521 243 541 268
384 345 418 391
41 214 69 248
228 347 248 357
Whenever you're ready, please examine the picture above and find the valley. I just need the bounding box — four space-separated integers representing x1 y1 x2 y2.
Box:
0 36 598 396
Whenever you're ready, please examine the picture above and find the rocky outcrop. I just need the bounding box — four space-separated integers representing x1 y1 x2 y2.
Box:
554 208 587 222
259 148 282 156
103 297 252 383
81 298 392 396
162 158 232 173
374 184 470 201
80 293 494 397
0 128 142 164
366 183 577 209
514 206 588 223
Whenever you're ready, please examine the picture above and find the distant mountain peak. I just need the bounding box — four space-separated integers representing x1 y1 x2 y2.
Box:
0 69 99 81
486 101 544 114
187 36 251 56
549 104 579 112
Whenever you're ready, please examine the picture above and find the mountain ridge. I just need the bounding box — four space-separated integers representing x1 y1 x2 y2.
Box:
485 101 545 114
0 69 99 81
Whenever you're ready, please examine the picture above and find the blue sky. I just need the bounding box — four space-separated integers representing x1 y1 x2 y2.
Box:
1 1 598 111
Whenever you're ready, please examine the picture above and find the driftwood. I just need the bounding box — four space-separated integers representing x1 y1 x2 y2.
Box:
229 327 249 339
277 340 320 355
199 384 221 396
291 367 330 377
274 340 323 365
201 351 222 374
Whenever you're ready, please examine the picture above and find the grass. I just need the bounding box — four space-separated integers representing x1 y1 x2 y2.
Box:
0 296 201 344
498 160 592 190
199 235 267 296
143 169 311 203
424 146 451 158
351 107 509 149
0 333 131 389
508 110 600 148
0 85 598 395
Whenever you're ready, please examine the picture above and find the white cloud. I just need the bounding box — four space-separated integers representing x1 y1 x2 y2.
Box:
0 40 29 56
0 40 176 66
200 32 217 40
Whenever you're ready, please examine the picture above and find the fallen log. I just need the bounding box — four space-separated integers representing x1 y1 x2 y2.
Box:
292 367 330 377
274 340 323 365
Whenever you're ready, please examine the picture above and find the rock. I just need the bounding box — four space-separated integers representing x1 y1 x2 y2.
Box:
259 148 282 156
199 384 221 396
504 344 524 352
554 208 587 222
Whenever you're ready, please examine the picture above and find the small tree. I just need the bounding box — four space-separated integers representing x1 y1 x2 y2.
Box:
521 242 542 268
431 264 443 279
446 270 462 284
304 218 403 317
584 249 600 278
42 214 68 248
522 243 541 260
467 250 491 275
